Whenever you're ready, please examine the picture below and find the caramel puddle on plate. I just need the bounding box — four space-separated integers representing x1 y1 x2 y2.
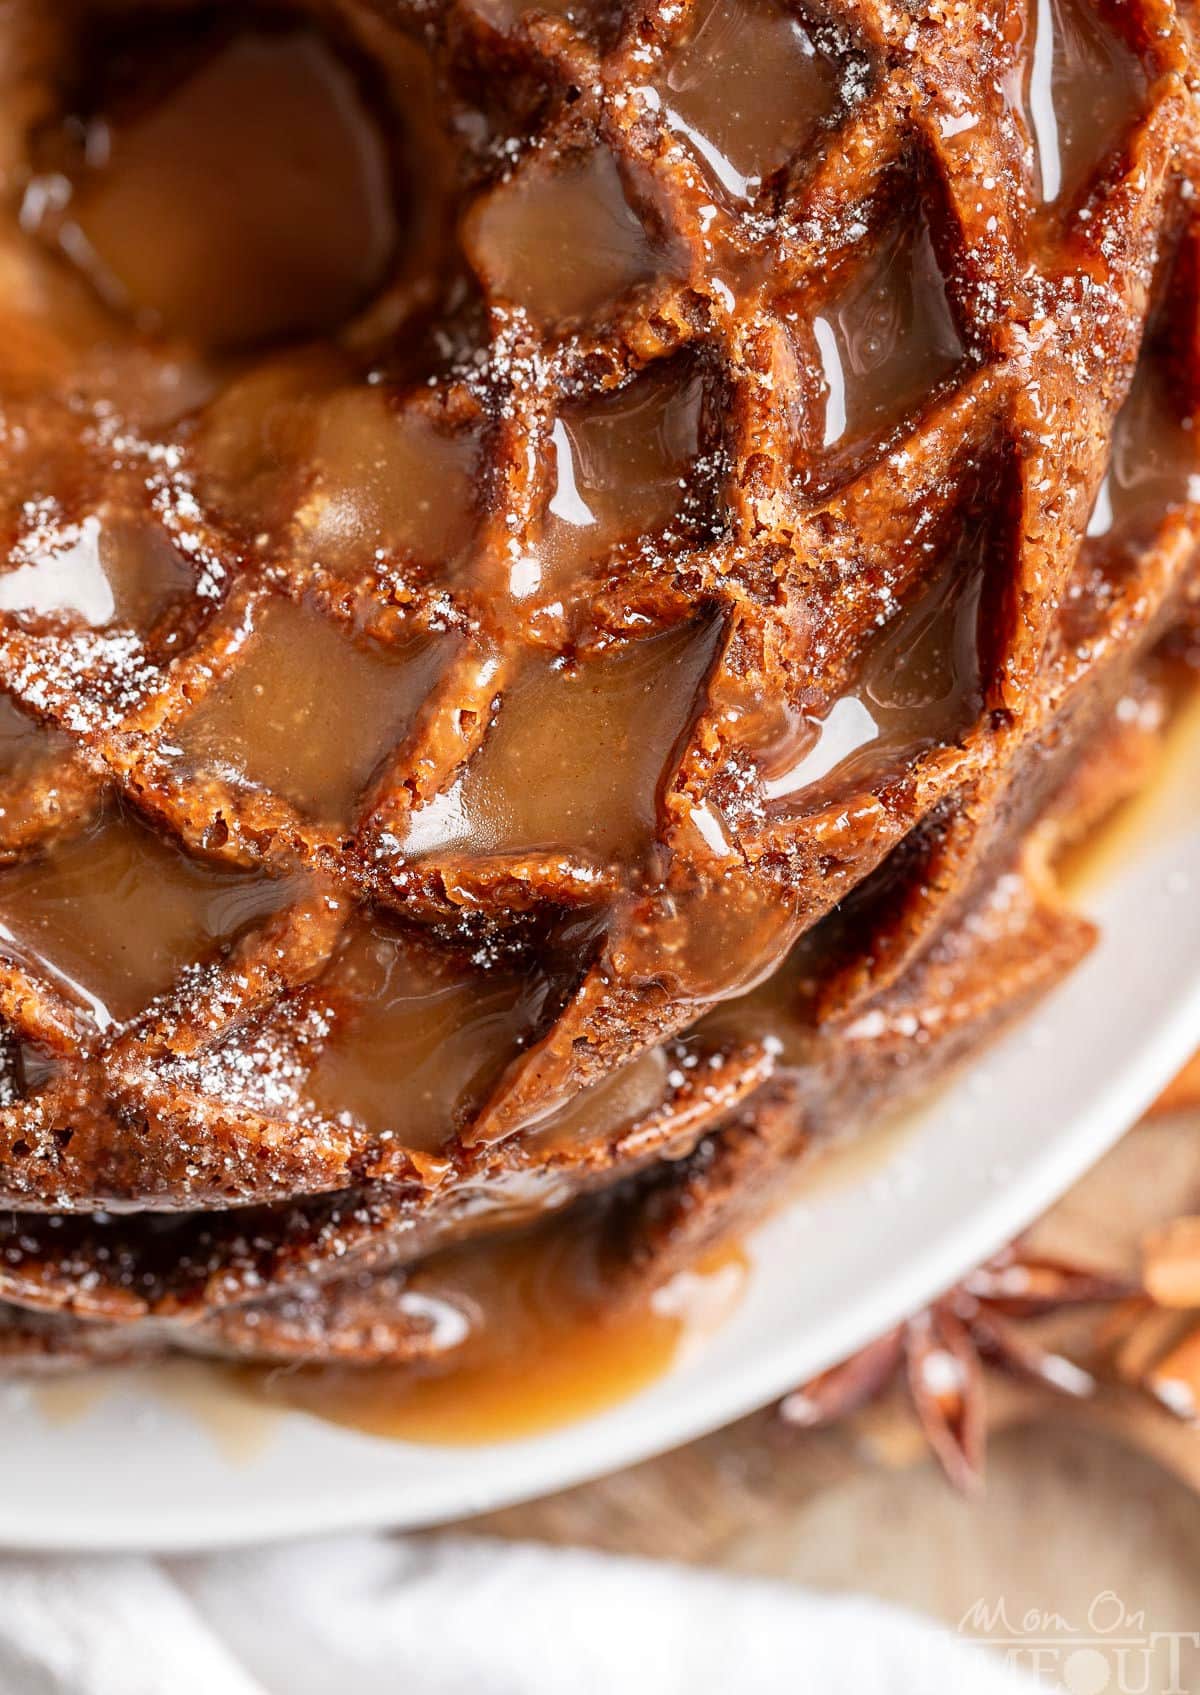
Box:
32 1240 747 1453
238 1240 749 1447
1059 677 1200 903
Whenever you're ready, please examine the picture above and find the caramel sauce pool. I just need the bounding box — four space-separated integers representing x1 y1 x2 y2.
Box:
239 1230 748 1446
264 1318 678 1447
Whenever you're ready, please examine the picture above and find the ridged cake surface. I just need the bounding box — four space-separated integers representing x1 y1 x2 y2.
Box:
0 0 1195 1366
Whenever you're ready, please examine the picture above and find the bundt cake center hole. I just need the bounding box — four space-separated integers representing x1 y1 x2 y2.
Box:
21 5 404 352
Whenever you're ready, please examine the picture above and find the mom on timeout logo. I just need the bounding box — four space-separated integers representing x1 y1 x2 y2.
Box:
958 1590 1200 1692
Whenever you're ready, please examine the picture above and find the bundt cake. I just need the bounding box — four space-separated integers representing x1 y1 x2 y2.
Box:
0 0 1195 1383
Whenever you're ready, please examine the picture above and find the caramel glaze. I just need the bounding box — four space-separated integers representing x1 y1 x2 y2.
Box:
467 146 682 326
305 918 561 1153
177 598 444 827
800 208 964 476
0 802 303 1031
1006 0 1149 214
656 0 841 206
0 0 1191 1442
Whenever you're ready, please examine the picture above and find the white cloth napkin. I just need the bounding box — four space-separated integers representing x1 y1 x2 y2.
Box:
0 1534 1036 1694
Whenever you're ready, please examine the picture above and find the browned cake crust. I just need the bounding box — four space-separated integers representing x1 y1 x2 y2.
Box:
0 0 1195 1370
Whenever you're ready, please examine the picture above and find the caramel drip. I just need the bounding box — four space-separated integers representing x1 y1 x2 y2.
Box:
526 1045 673 1151
761 546 987 810
693 923 827 1064
300 391 482 571
190 349 351 534
0 695 60 779
465 0 610 26
194 369 482 570
1087 358 1200 555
